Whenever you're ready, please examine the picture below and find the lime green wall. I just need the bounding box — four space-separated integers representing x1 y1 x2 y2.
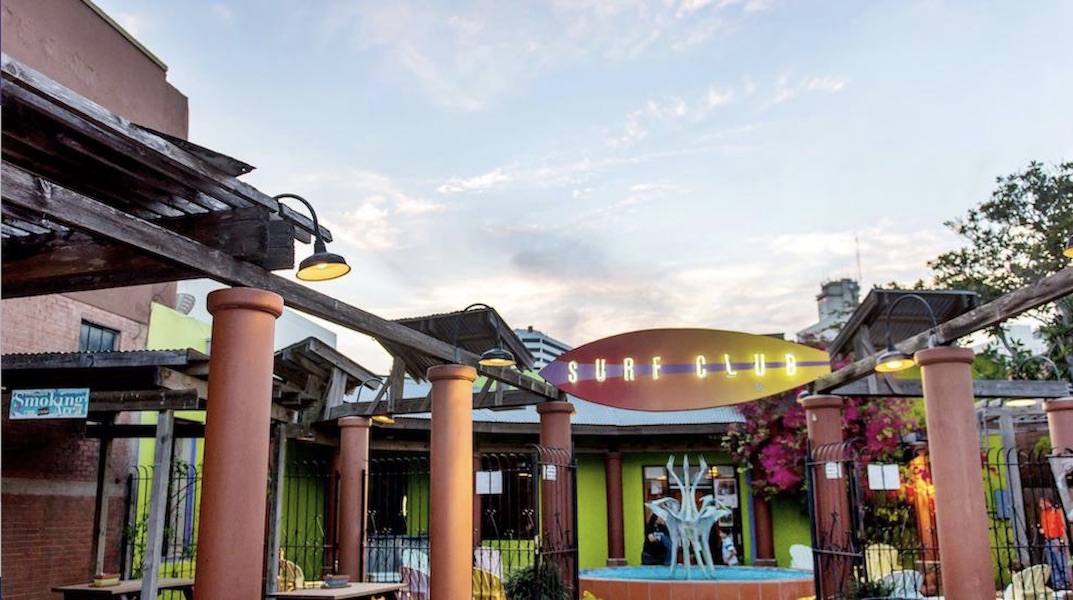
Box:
139 303 213 466
771 494 812 567
147 303 211 352
576 454 609 569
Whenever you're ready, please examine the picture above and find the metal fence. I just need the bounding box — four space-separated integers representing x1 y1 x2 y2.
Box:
806 440 1073 598
279 458 338 581
121 460 202 580
364 447 579 600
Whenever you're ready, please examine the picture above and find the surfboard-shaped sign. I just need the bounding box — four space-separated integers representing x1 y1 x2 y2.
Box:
538 329 830 411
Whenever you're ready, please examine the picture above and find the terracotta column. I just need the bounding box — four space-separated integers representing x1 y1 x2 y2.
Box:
1045 398 1073 453
604 451 626 566
338 417 371 580
917 347 993 600
537 401 574 550
751 491 776 567
802 394 846 594
428 365 476 600
195 288 283 600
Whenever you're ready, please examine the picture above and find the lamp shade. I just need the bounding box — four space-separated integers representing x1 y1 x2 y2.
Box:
875 348 915 373
1005 398 1038 408
297 251 351 281
479 346 516 368
371 414 395 425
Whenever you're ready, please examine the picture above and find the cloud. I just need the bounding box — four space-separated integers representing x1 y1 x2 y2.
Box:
606 84 739 148
281 169 447 252
316 0 769 111
113 12 144 37
436 168 513 194
769 73 849 106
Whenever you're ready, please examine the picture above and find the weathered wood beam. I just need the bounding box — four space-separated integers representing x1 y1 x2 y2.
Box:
815 267 1073 392
830 379 1071 399
1 163 561 401
325 389 548 421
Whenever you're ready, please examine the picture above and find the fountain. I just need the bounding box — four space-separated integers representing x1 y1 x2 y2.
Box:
580 454 813 599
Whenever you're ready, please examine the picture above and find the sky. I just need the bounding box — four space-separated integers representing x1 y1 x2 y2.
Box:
94 0 1073 373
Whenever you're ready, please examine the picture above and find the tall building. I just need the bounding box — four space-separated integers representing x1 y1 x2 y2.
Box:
796 278 860 343
514 326 573 370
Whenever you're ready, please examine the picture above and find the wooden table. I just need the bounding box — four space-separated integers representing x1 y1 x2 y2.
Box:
52 578 194 599
267 582 405 599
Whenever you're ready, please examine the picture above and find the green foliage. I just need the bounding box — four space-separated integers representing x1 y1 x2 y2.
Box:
842 576 895 599
504 562 569 600
927 161 1073 380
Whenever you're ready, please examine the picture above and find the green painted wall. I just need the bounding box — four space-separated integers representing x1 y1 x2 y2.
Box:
147 302 211 352
576 454 609 569
771 494 812 567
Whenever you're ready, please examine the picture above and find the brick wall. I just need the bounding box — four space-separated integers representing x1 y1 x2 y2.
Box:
2 293 145 598
1 295 146 354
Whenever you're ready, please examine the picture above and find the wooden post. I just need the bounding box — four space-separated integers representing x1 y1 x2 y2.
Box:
265 422 287 594
91 414 116 575
140 410 175 599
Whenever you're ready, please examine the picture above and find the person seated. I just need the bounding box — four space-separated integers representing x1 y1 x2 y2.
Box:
642 515 672 565
720 530 739 566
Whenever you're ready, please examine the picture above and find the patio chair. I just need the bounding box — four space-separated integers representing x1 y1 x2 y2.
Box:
278 558 305 591
401 548 430 600
1003 564 1056 600
864 543 900 581
473 547 506 600
876 569 924 599
789 544 814 570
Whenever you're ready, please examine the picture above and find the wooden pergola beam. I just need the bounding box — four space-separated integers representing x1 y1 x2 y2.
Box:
815 266 1073 393
1 162 562 401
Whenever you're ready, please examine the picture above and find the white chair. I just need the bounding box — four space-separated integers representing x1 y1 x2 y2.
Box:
789 544 813 570
877 570 925 599
1003 564 1056 600
401 548 430 600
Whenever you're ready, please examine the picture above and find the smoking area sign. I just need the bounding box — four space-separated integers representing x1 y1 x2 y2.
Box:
9 388 90 419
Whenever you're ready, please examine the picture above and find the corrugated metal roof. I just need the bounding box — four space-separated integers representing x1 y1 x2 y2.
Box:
396 378 744 426
827 288 979 358
379 306 536 382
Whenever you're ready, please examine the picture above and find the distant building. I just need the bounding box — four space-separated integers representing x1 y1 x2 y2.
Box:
796 278 860 343
514 325 573 369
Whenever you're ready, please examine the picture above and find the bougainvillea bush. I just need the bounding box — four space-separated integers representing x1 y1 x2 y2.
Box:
722 389 919 499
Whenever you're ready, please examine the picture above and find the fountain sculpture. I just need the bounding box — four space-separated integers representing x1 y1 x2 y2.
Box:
644 455 731 579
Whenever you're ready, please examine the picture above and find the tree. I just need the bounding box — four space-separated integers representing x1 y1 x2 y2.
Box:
927 161 1073 379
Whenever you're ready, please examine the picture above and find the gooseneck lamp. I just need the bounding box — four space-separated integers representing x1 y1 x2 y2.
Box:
452 303 517 368
273 193 351 281
874 294 940 373
350 376 393 425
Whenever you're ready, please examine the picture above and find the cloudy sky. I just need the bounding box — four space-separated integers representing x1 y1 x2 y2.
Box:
95 0 1073 372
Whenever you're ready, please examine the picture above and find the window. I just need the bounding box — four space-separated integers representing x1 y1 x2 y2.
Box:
642 462 742 563
79 321 119 352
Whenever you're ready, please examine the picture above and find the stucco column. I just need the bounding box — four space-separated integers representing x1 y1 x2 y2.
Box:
195 288 283 600
802 394 846 593
751 491 776 567
428 365 476 600
537 401 574 551
604 451 626 566
917 346 992 600
338 417 371 579
1045 398 1073 453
